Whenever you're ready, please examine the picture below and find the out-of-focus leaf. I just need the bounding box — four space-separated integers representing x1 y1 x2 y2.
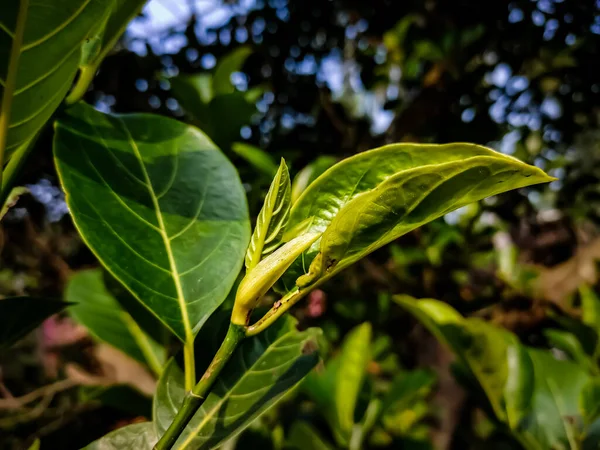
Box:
0 186 27 221
245 159 291 270
66 269 166 374
231 142 278 178
580 285 600 334
83 422 157 449
153 315 321 449
212 46 252 96
380 370 436 415
304 322 372 446
288 422 335 450
290 156 337 204
581 379 600 425
545 329 596 373
281 144 553 289
54 102 249 342
27 439 40 450
0 297 68 349
394 296 591 450
79 384 152 417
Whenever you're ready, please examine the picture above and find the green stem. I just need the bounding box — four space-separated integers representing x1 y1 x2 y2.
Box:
0 0 28 187
183 340 196 392
246 288 305 337
154 323 246 450
65 65 96 105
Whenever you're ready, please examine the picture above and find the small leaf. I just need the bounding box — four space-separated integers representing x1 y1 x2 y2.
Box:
54 102 250 342
281 144 553 288
212 46 253 96
245 159 292 270
0 297 68 349
66 269 166 375
304 322 372 446
82 422 157 450
581 378 600 426
233 231 321 324
153 315 321 449
231 142 279 178
291 156 337 204
580 285 600 334
0 186 27 221
288 422 335 450
27 439 40 450
0 0 113 161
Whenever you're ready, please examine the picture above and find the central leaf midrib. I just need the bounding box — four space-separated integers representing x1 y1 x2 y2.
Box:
117 117 193 343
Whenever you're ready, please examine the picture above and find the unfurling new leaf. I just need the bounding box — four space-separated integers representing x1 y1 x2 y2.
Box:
245 159 292 271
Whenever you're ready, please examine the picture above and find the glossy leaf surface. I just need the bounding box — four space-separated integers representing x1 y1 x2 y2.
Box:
0 0 112 159
394 296 591 450
281 144 553 288
54 102 250 342
304 322 372 446
66 269 166 374
83 422 157 450
153 315 321 449
245 159 291 270
0 297 68 349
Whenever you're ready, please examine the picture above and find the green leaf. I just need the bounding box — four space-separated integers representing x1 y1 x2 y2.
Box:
80 384 153 417
581 379 600 426
0 186 27 221
304 322 372 446
290 155 337 204
0 297 68 349
212 46 253 96
544 329 596 373
288 422 335 450
245 159 291 270
394 296 590 450
82 422 157 449
66 269 166 374
54 102 250 342
380 370 436 415
153 315 321 449
231 142 278 178
27 439 40 450
282 144 553 289
580 285 600 334
0 0 113 161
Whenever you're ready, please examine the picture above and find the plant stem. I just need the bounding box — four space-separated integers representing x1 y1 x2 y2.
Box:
154 323 246 450
183 340 196 392
0 0 28 188
65 65 96 105
246 288 305 336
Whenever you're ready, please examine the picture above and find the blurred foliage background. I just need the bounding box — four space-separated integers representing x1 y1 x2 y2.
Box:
1 0 600 448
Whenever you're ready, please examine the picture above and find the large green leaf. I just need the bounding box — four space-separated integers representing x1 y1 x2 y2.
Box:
0 0 113 161
394 296 591 450
281 144 553 289
0 297 68 349
153 315 321 449
245 159 291 270
83 422 157 449
66 269 166 374
304 322 372 446
54 102 250 342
